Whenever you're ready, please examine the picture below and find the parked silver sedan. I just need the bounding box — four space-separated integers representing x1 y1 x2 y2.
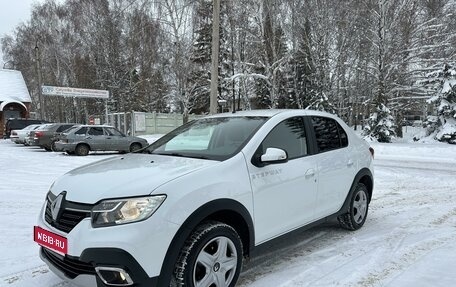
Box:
54 125 149 156
10 124 42 144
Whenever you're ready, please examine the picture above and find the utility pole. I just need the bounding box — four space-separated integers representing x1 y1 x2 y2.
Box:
34 43 45 120
209 0 221 114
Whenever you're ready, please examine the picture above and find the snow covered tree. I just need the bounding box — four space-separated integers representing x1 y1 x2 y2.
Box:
251 0 288 109
362 0 396 143
306 92 336 114
187 0 212 114
287 18 316 109
187 0 230 114
364 104 396 143
421 64 456 143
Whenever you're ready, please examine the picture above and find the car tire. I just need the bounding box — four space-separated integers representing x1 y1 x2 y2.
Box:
174 221 243 287
338 183 369 231
44 146 51 152
129 143 142 153
75 144 90 156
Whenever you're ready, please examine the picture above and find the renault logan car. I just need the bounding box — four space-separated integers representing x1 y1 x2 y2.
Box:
34 110 374 287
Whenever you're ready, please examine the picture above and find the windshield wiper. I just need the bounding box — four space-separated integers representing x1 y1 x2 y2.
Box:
153 152 185 157
153 152 211 160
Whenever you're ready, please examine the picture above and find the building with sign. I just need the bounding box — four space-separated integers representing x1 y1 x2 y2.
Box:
0 69 32 136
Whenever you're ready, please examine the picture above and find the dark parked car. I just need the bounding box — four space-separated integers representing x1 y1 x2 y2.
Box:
54 125 148 156
25 124 52 146
26 123 78 151
3 118 49 138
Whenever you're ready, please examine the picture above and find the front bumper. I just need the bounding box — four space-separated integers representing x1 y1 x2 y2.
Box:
36 201 179 287
40 247 159 287
54 141 77 152
26 138 38 146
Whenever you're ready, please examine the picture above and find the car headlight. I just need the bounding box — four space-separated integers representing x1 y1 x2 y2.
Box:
91 195 166 227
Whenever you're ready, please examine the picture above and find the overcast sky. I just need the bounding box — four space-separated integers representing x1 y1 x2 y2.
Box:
0 0 43 67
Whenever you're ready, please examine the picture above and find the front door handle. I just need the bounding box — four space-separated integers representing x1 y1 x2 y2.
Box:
305 169 315 177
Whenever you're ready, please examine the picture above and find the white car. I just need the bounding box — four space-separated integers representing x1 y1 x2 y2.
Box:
10 124 41 144
34 110 374 287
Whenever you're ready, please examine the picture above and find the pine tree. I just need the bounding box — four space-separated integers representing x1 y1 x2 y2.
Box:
421 64 456 143
288 19 316 109
251 0 289 109
188 0 230 114
306 92 336 114
187 0 212 114
363 0 396 143
364 104 396 143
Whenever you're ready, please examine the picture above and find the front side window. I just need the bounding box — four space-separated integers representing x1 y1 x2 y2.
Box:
258 117 308 159
105 127 124 137
147 117 268 161
74 127 88 135
311 116 347 153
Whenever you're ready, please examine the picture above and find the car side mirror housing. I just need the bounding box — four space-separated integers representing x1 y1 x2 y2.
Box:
260 148 287 164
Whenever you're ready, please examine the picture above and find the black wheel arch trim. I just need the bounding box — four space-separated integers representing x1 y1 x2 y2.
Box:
76 142 90 150
157 198 254 286
337 168 373 216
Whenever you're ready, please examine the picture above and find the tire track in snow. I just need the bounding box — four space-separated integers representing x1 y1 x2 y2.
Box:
0 265 72 287
356 233 456 287
1 265 48 286
374 159 456 174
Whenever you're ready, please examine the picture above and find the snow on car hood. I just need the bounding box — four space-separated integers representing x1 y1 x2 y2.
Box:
50 153 218 204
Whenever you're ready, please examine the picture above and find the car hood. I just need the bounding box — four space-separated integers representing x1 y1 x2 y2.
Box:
50 153 218 204
122 135 147 142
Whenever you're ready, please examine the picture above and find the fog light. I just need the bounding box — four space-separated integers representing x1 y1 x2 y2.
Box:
95 267 133 286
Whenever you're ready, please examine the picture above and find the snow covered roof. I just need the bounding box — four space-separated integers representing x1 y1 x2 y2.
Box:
0 69 32 103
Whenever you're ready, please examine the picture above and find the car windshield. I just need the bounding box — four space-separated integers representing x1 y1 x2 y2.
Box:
146 116 268 161
36 124 51 130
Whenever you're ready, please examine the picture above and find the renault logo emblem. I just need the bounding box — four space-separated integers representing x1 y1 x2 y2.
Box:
51 193 64 221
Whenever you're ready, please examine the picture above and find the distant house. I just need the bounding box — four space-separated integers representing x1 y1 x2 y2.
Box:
0 69 32 136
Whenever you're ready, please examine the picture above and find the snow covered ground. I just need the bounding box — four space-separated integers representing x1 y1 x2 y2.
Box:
0 136 455 287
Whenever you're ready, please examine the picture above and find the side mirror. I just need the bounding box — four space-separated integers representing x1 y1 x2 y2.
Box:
260 148 287 164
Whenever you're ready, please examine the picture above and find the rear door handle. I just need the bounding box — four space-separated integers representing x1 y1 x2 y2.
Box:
347 160 354 167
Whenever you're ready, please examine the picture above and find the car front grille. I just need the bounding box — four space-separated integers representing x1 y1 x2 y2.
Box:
45 192 93 233
41 247 96 279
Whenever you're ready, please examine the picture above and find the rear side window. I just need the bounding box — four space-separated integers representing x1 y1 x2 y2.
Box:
259 117 308 159
311 116 348 153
